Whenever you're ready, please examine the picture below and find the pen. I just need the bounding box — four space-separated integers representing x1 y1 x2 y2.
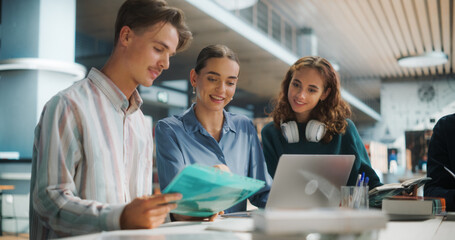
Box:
355 174 362 186
353 172 366 208
364 177 369 187
358 172 365 186
350 174 362 208
352 172 365 208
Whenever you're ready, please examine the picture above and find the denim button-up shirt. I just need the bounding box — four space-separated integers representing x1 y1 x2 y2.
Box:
155 104 272 213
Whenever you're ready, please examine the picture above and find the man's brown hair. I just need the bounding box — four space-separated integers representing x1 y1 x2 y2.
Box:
114 0 192 52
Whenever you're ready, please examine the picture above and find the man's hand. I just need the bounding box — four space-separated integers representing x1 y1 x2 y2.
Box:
120 192 182 229
171 211 224 222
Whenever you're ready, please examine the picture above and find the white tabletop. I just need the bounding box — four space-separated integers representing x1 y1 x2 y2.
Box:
61 219 251 240
59 215 454 240
378 217 444 240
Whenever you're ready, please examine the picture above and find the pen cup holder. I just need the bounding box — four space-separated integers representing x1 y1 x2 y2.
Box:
341 186 369 209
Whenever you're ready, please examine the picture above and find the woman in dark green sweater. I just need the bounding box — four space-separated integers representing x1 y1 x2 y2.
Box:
261 56 382 189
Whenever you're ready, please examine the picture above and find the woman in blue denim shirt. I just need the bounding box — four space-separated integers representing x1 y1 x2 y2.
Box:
155 44 272 221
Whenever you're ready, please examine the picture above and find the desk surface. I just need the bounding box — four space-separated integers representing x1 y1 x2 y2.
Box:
60 216 454 240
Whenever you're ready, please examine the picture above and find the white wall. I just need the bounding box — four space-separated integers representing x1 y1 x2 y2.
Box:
359 77 455 174
374 78 455 142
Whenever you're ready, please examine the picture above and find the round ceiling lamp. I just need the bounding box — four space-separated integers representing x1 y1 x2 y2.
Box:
214 0 257 10
397 51 448 68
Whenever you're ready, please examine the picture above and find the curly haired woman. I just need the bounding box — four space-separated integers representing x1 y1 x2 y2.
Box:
261 56 382 189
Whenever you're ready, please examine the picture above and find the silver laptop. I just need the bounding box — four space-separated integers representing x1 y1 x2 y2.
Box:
266 154 355 210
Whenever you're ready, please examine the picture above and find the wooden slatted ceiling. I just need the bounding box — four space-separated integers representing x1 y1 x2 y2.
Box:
392 0 419 75
403 0 426 75
303 0 370 78
319 0 384 77
415 0 436 75
337 1 384 77
453 1 455 72
371 0 410 77
268 0 454 79
345 0 389 76
357 0 402 77
441 0 451 74
428 0 443 74
380 0 414 76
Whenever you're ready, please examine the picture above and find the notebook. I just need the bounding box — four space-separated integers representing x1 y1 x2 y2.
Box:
266 154 355 210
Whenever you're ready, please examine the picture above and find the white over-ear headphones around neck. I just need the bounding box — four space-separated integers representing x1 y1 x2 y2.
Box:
280 120 326 143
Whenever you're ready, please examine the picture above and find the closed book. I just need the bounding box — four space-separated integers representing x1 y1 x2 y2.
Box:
252 208 387 234
382 196 446 220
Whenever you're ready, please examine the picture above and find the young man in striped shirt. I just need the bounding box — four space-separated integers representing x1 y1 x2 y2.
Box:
29 0 192 238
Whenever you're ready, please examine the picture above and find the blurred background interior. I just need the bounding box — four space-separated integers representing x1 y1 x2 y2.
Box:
1 0 455 237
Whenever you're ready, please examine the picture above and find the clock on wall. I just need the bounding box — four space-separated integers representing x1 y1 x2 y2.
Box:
418 84 436 103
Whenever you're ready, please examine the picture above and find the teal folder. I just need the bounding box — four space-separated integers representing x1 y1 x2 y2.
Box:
162 164 266 217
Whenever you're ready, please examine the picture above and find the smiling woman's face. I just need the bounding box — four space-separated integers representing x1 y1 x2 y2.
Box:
288 67 329 122
191 57 239 113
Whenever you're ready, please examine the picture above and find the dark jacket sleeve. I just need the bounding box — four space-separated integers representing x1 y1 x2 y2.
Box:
359 162 383 189
424 114 455 211
344 119 382 189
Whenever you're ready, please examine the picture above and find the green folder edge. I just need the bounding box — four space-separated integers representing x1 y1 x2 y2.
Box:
162 164 266 217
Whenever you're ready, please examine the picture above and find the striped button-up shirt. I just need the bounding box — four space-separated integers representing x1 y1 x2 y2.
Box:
30 68 154 239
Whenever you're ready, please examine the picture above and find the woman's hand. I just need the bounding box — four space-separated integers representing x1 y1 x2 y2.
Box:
213 164 231 173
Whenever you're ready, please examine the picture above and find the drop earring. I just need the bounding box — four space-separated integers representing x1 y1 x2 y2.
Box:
192 87 196 94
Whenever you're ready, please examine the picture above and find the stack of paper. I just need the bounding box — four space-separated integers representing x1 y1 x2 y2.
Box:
252 208 387 234
163 164 265 217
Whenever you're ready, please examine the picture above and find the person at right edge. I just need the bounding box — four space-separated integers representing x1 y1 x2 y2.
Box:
261 56 382 190
425 113 455 211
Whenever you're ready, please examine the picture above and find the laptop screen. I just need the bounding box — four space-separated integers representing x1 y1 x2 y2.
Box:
266 154 355 210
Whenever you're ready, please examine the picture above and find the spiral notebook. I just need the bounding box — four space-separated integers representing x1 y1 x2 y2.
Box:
162 164 266 217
